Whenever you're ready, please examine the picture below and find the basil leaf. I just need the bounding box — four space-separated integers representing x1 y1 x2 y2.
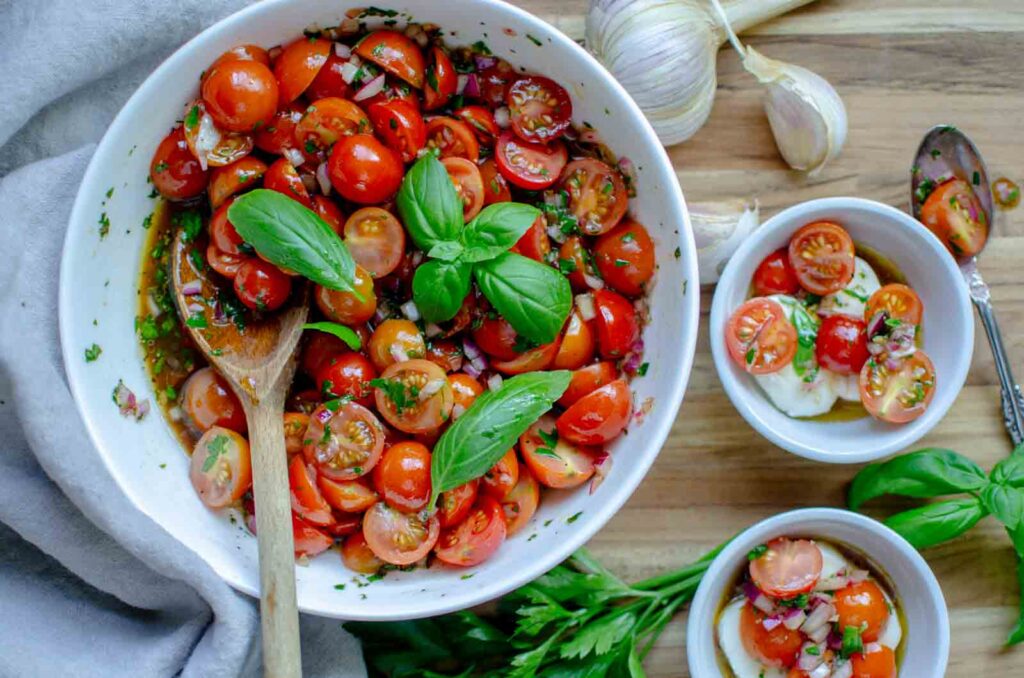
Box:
992 449 1024 488
429 370 571 505
1010 547 1024 646
228 189 357 292
427 240 464 262
412 259 472 323
884 497 987 549
848 448 989 509
775 296 819 381
474 252 572 344
396 154 463 251
982 484 1024 530
303 322 361 350
461 203 541 263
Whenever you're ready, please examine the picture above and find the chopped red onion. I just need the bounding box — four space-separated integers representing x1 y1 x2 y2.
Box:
827 630 844 651
583 272 605 290
462 338 483 361
212 300 227 324
389 345 410 364
334 42 352 58
762 616 783 632
575 293 596 321
471 356 488 374
300 172 318 194
578 128 602 144
147 292 163 317
400 300 421 322
315 407 333 424
181 280 202 296
191 107 222 171
283 148 305 167
743 582 776 615
316 162 332 195
113 381 149 421
168 405 183 422
418 379 446 400
848 569 870 584
268 45 283 62
589 452 611 495
866 310 889 339
373 302 392 324
462 73 481 98
354 73 386 101
424 323 443 338
452 403 467 420
801 602 835 635
797 643 825 671
808 664 832 678
187 302 204 315
411 251 425 267
493 106 511 128
462 361 483 379
487 374 504 392
456 74 469 95
618 156 637 183
806 623 830 645
832 661 853 678
782 607 807 630
341 57 361 84
474 54 497 70
816 574 850 591
404 23 428 48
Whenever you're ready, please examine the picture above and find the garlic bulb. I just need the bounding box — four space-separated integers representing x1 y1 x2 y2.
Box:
586 0 816 146
690 199 760 284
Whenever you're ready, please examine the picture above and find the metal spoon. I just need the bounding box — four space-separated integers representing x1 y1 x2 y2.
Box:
910 125 1024 445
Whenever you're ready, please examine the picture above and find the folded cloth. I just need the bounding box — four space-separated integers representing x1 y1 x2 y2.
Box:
0 2 366 676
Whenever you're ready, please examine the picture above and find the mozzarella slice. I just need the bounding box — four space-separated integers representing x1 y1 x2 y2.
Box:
831 372 861 402
877 589 903 649
755 362 838 418
817 542 850 581
717 598 786 678
818 257 880 319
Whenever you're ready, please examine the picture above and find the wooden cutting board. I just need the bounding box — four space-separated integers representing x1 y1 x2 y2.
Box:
511 0 1024 675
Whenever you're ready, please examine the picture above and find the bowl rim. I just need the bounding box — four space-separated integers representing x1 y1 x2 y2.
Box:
708 196 974 464
686 507 951 677
57 0 700 619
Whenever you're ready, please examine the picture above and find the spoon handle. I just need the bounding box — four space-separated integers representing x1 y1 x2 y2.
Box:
972 296 1024 446
246 396 303 678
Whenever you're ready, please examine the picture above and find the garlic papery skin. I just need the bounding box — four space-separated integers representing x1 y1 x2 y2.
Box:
689 199 760 285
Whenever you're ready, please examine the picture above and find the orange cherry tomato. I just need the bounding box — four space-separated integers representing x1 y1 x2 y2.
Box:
292 514 334 558
753 249 800 297
424 46 457 110
559 158 627 236
363 502 439 566
368 319 426 371
328 134 404 204
343 207 406 278
449 373 484 416
319 476 379 514
490 340 560 375
209 196 244 254
501 465 540 535
274 37 332 104
442 156 485 221
787 221 856 295
201 59 278 133
313 195 345 234
507 75 572 143
366 98 426 162
558 236 597 292
851 644 897 678
739 601 804 668
479 158 512 205
301 331 350 376
455 105 500 142
425 117 480 161
439 480 480 529
558 361 617 408
295 97 370 153
520 415 597 489
372 441 432 512
495 130 566 190
509 215 551 263
207 245 249 279
181 366 247 434
594 220 655 297
283 412 309 455
481 449 519 499
552 310 596 370
289 455 334 526
471 316 521 361
355 30 426 88
424 339 464 373
859 351 936 424
182 100 255 168
307 52 351 100
255 105 309 160
725 298 798 375
189 426 252 508
556 378 632 445
263 157 312 208
920 177 988 258
592 289 640 359
233 258 292 311
748 538 824 599
835 580 891 642
865 283 923 326
315 265 378 325
374 359 454 435
314 351 377 408
341 531 385 573
206 44 270 75
435 495 507 567
303 400 386 481
207 156 267 209
150 127 209 200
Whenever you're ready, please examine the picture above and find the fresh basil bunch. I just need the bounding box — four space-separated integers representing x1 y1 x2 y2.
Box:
397 153 572 345
849 445 1024 644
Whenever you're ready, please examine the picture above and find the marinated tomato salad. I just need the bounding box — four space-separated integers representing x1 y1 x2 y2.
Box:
717 538 902 678
724 221 935 423
138 13 657 574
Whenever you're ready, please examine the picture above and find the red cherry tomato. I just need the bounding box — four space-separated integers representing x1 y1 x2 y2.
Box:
362 502 439 566
207 156 267 209
301 331 350 376
438 480 479 529
313 195 345 235
189 426 252 508
209 197 244 254
865 283 923 326
475 58 516 106
594 220 655 297
372 441 432 512
368 319 425 372
263 157 313 208
207 245 249 279
479 158 512 205
306 52 351 100
424 117 480 161
558 236 598 292
373 359 454 435
366 99 426 163
354 30 426 88
558 361 617 408
328 134 403 204
724 298 798 375
424 47 457 110
920 177 988 258
341 531 384 574
471 316 520 361
753 249 801 296
319 476 378 514
740 601 804 668
787 221 856 295
816 315 869 375
520 416 597 489
442 156 485 221
289 455 334 526
201 59 278 132
180 366 247 434
274 38 332 104
424 339 464 373
859 351 937 424
495 131 566 190
501 465 540 535
507 75 572 143
556 379 632 445
342 207 406 279
292 514 334 558
455 105 500 142
850 644 897 678
509 215 551 263
315 265 378 325
206 44 270 75
150 127 209 201
835 580 890 642
435 495 507 567
295 97 370 153
303 400 386 481
315 351 377 407
481 449 519 499
255 105 308 159
233 258 292 311
748 538 824 599
592 289 640 359
551 309 596 370
559 158 627 236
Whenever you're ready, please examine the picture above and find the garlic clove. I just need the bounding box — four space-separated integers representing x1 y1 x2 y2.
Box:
689 199 760 285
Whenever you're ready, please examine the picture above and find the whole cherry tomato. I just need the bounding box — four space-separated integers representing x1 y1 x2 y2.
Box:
556 379 632 445
593 220 655 297
816 315 869 375
328 134 403 204
315 351 377 407
233 258 292 311
753 249 800 296
372 441 432 512
150 127 209 201
592 289 640 359
201 59 279 132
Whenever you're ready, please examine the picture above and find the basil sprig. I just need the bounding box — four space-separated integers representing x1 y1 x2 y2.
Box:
429 370 571 507
227 189 359 294
396 154 571 344
849 444 1024 644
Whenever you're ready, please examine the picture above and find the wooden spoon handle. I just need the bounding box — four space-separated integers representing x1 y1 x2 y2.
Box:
246 397 302 678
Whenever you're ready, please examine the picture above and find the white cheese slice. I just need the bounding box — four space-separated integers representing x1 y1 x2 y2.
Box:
755 361 838 418
717 598 786 678
818 257 880 319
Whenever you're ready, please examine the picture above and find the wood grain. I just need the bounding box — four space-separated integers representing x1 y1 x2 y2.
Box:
510 0 1024 675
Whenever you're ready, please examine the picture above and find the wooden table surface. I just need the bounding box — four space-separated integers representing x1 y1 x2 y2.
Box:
512 0 1024 675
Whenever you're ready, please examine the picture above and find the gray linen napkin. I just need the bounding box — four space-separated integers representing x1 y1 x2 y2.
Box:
0 1 366 676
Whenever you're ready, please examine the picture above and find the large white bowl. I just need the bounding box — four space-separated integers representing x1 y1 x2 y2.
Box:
687 508 950 678
710 198 973 463
58 0 699 620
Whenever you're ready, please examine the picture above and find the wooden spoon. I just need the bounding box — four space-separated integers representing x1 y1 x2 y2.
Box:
171 231 306 678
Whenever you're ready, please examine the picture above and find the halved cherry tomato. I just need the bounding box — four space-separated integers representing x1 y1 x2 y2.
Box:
209 197 244 254
303 400 386 481
207 245 249 279
455 105 500 142
739 601 804 668
363 502 439 566
206 44 270 75
307 52 350 100
342 207 406 278
481 449 519 499
289 455 334 526
319 476 379 514
509 215 550 262
507 75 572 143
475 58 516 106
372 441 432 512
724 298 798 375
835 580 890 642
559 158 627 236
865 283 923 326
594 220 655 296
479 158 512 205
255 105 308 159
366 99 426 162
233 258 292 311
501 465 539 535
190 426 252 508
201 59 278 133
556 378 632 445
425 117 480 161
920 177 988 258
315 351 377 407
495 131 566 190
816 315 869 375
151 127 209 200
559 236 598 291
364 81 420 110
182 100 255 168
325 510 363 538
439 479 480 529
787 221 856 295
355 31 426 89
558 361 617 408
315 265 377 324
442 156 485 221
283 412 309 455
748 537 824 599
592 289 640 359
449 373 484 416
274 38 332 104
368 319 426 371
424 47 457 110
288 389 323 415
859 351 936 424
302 331 349 376
552 309 595 370
850 644 897 678
471 316 521 361
181 366 247 434
425 339 464 373
520 416 597 489
491 340 560 375
373 359 454 434
262 157 313 208
208 156 267 208
328 134 403 204
753 249 800 296
435 495 507 567
292 514 334 558
295 97 370 153
313 195 345 234
340 532 383 573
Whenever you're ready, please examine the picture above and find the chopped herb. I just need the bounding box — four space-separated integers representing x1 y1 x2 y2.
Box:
557 257 577 274
745 348 756 365
369 377 420 415
534 428 560 458
84 344 102 362
165 386 178 400
620 232 635 243
636 362 650 377
972 171 981 186
184 105 200 130
142 214 153 229
805 645 821 656
512 334 538 353
105 187 114 199
747 544 768 561
304 139 318 154
471 40 491 55
334 584 346 591
673 247 681 259
460 573 475 580
201 434 230 472
189 248 205 271
98 212 110 238
159 463 167 469
566 511 583 524
840 625 864 659
779 593 809 608
153 162 169 173
841 288 868 303
526 34 542 47
173 210 203 243
614 258 629 268
930 149 941 159
186 312 208 329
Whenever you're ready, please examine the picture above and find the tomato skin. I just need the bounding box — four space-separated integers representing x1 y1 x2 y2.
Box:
368 319 426 371
443 156 485 221
834 580 890 642
865 283 923 326
233 258 292 312
425 339 464 373
490 340 560 375
283 412 309 455
753 249 801 296
315 265 378 325
303 400 386 481
495 131 567 190
748 538 823 599
263 157 313 209
374 359 454 435
355 30 426 89
501 466 540 535
475 58 516 106
725 298 799 375
425 117 480 161
342 207 406 278
550 310 596 370
372 441 432 512
509 216 551 263
328 134 404 204
557 379 632 445
209 197 244 254
920 177 988 258
594 221 655 297
559 236 595 292
341 532 384 573
301 331 349 376
315 351 377 407
319 476 379 513
455 105 500 142
207 44 270 75
850 644 897 678
306 52 350 100
507 75 573 143
291 514 334 558
739 601 804 668
449 373 484 415
274 37 332 104
423 47 457 110
439 480 479 529
151 128 209 201
312 194 345 234
520 416 597 489
201 59 278 133
255 105 308 159
208 156 267 209
181 366 247 434
289 455 335 526
592 289 640 359
559 361 617 408
190 427 252 509
859 351 936 424
479 158 512 205
471 316 521 361
481 449 519 499
788 221 856 295
362 502 440 566
816 315 869 375
366 99 426 163
207 245 249 279
296 97 371 154
559 158 628 236
435 495 507 567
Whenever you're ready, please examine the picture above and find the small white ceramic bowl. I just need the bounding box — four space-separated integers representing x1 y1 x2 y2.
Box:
59 0 699 620
687 508 950 678
710 197 973 463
